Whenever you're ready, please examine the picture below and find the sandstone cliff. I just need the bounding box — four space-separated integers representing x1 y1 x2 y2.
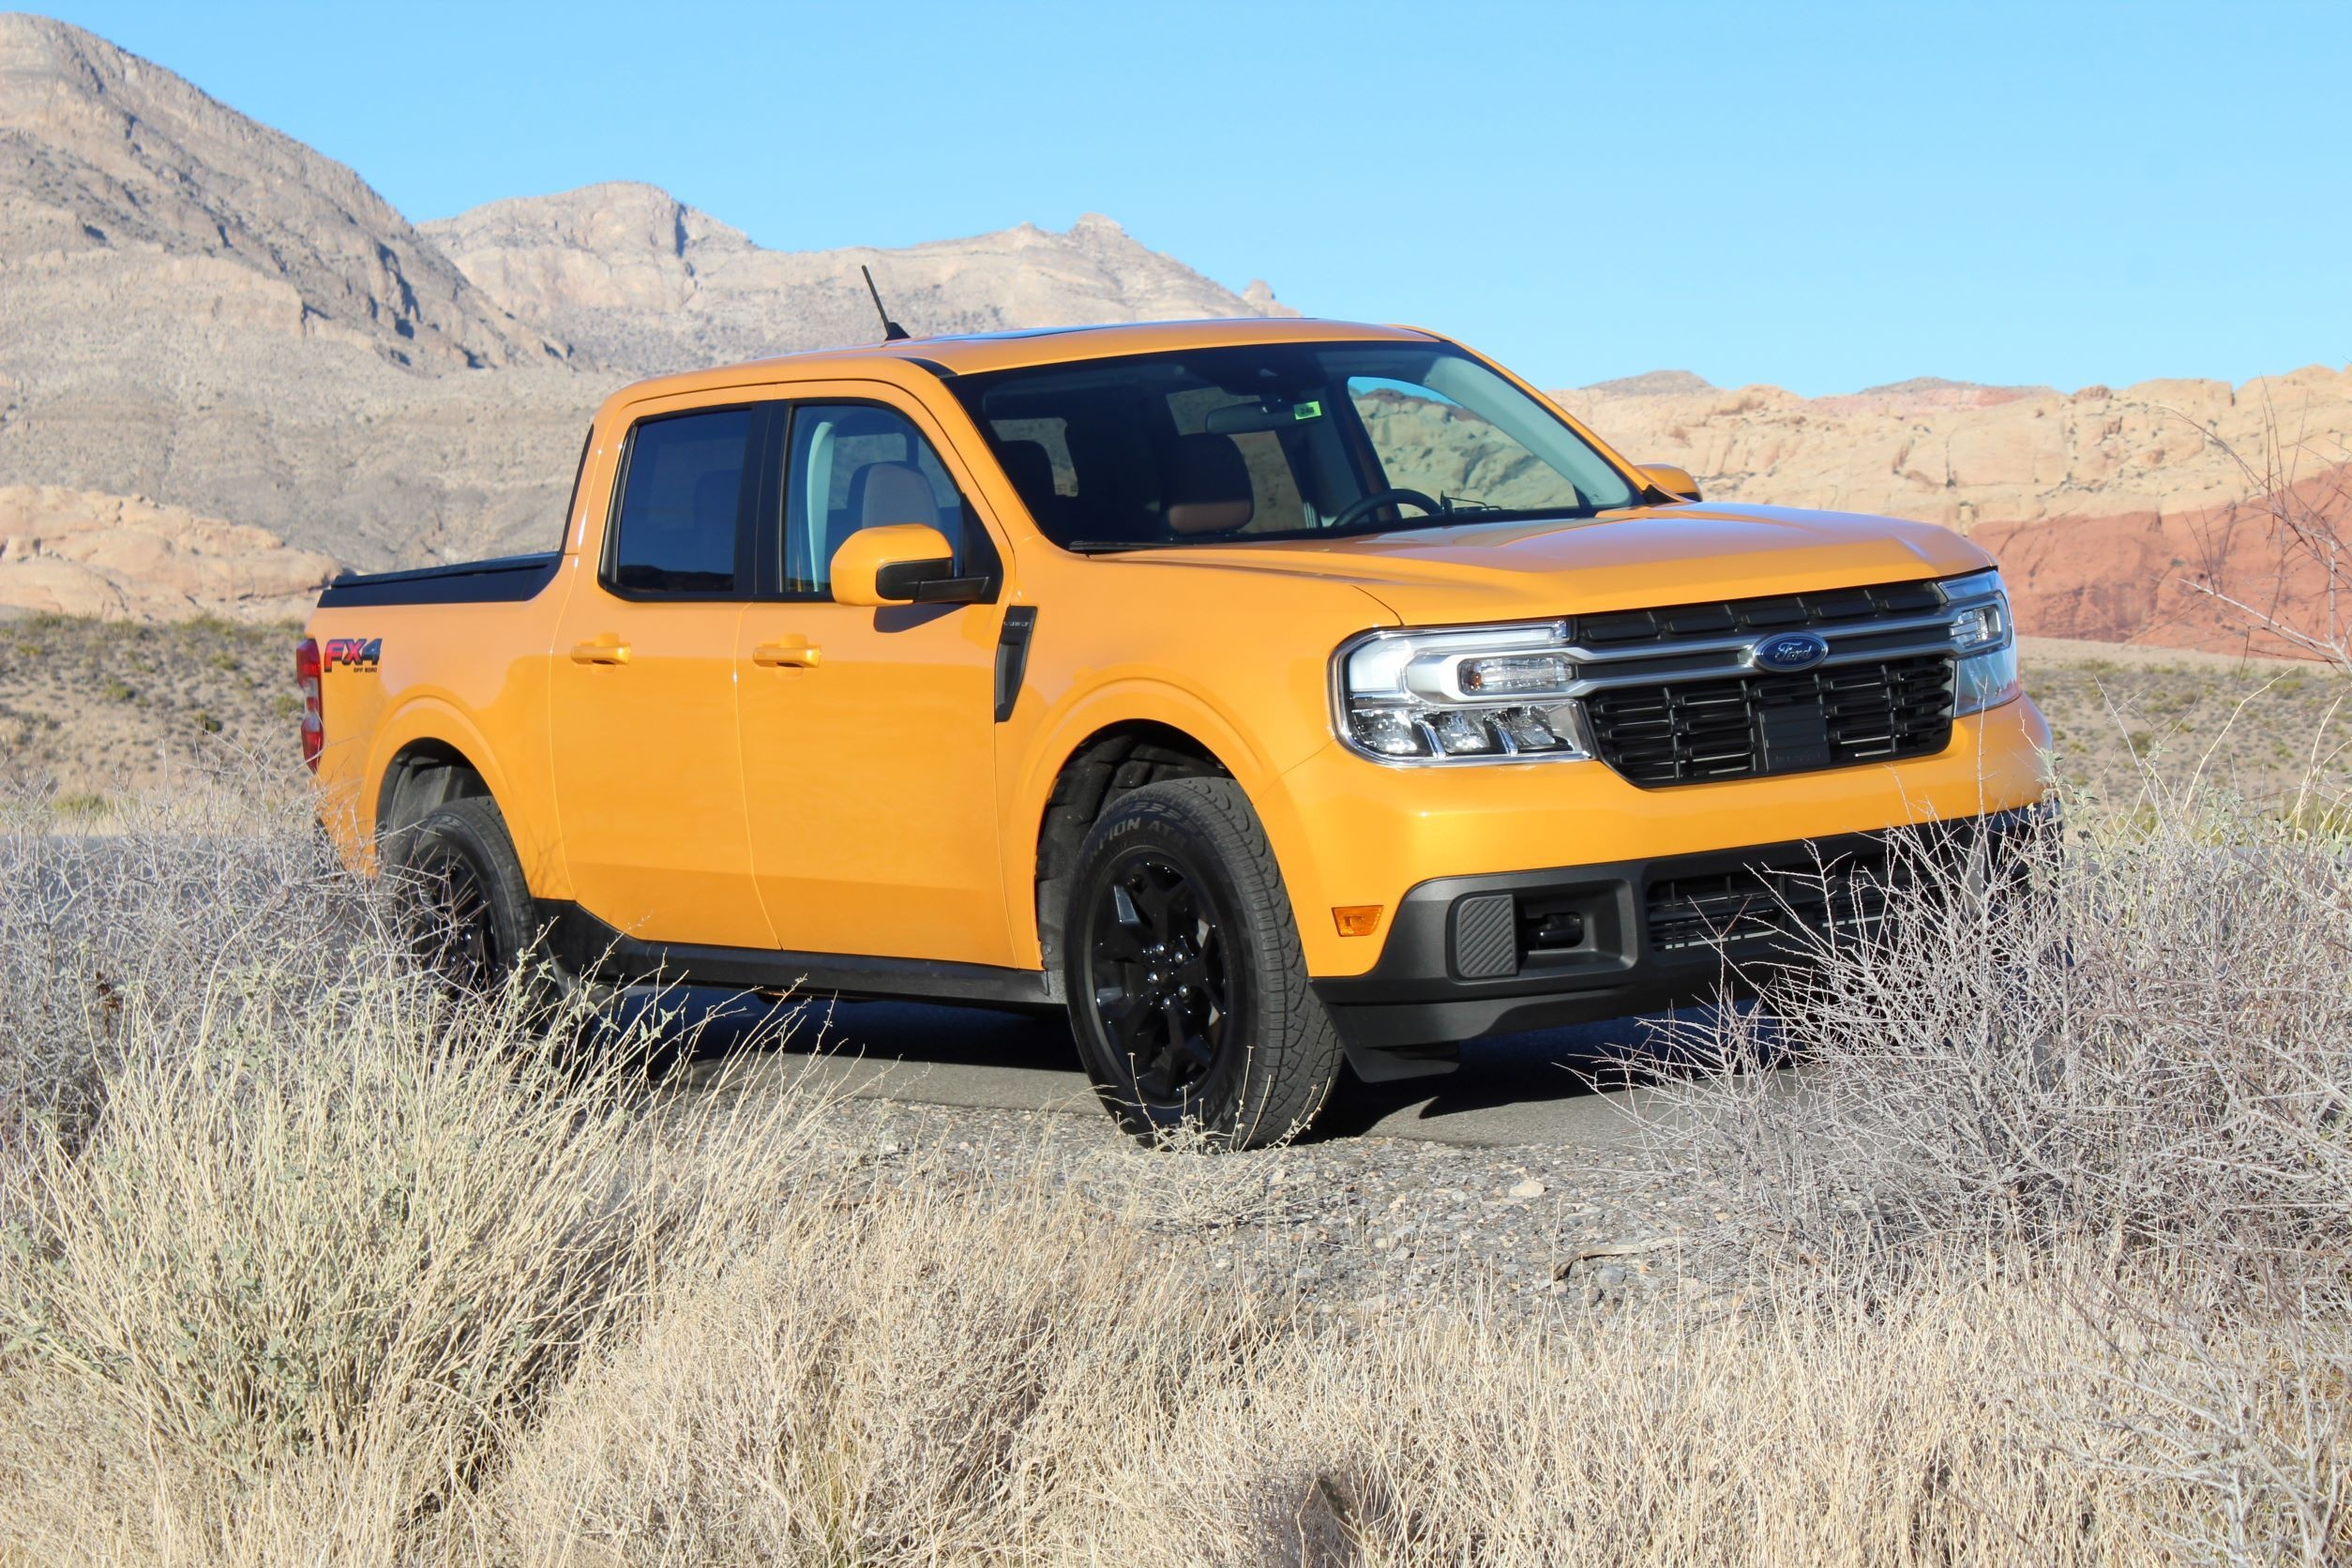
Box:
1554 368 2352 536
0 485 338 621
1555 369 2352 652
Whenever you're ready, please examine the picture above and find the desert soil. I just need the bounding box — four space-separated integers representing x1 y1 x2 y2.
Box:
705 1089 1732 1321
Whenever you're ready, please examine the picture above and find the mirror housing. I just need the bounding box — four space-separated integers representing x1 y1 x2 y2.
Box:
1639 463 1702 502
828 523 990 607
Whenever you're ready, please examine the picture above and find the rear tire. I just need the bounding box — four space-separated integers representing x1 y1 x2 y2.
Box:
1063 777 1344 1150
391 796 562 1008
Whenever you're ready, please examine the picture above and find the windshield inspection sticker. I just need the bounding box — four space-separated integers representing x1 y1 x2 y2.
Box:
1291 400 1323 420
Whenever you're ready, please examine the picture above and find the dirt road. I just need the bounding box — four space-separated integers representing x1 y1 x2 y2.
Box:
667 990 1696 1151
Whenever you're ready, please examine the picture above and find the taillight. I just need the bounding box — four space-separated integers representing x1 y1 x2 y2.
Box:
294 637 324 773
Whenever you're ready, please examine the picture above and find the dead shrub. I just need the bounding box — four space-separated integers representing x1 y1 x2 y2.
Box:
1647 779 2352 1300
0 765 2341 1563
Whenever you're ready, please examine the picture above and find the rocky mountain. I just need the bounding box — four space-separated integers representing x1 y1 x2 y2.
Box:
1554 369 2352 652
0 13 2342 656
0 12 560 373
0 12 594 572
424 183 1290 380
0 16 1289 579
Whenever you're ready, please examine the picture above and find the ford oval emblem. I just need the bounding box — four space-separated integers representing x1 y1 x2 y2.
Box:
1748 631 1831 673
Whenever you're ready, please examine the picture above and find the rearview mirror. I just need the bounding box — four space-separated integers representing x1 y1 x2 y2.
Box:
829 523 991 607
1203 399 1325 435
1639 463 1701 502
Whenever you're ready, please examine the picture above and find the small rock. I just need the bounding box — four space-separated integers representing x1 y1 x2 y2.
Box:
1508 1179 1546 1199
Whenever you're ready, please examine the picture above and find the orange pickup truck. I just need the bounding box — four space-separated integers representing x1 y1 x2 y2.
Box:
300 317 2049 1146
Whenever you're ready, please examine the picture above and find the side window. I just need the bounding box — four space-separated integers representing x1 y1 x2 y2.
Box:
606 407 753 595
1346 376 1588 512
783 403 995 596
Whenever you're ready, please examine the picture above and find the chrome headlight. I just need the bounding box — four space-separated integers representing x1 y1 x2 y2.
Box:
1942 569 2020 716
1334 621 1593 764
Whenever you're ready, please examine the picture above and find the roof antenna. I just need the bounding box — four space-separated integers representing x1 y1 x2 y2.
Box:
861 264 912 342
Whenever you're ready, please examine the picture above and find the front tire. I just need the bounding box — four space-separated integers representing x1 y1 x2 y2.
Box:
1063 777 1344 1149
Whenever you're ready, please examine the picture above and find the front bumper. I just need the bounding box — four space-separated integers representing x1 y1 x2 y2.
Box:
1312 802 2053 1079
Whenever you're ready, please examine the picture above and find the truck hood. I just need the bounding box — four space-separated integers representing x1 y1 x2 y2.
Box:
1108 502 1991 626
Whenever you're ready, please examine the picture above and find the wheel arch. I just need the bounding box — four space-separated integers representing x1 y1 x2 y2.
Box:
376 737 495 847
1013 684 1325 974
1030 720 1229 976
357 697 552 888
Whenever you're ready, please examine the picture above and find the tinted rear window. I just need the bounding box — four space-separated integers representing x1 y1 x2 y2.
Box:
608 408 753 594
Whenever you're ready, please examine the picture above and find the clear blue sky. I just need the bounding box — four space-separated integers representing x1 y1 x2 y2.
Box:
29 0 2352 395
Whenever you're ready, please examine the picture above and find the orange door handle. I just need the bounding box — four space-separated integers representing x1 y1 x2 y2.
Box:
569 634 630 665
751 638 822 669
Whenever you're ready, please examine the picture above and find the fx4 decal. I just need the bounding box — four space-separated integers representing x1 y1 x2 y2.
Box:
323 637 383 672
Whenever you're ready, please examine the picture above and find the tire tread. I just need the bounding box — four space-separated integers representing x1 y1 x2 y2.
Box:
1065 776 1343 1148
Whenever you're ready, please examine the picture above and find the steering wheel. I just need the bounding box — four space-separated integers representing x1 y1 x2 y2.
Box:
1327 488 1443 534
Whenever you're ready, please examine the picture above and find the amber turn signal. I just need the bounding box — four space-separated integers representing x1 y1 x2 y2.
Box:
1333 905 1383 938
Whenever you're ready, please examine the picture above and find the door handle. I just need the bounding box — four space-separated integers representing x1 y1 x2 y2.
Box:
569 634 630 666
751 638 822 669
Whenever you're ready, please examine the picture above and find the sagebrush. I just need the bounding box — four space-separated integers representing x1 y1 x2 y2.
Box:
0 770 2343 1564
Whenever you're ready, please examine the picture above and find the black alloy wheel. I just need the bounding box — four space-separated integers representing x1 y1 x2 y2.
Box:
404 833 508 995
1063 777 1346 1149
392 795 550 1009
1087 849 1233 1105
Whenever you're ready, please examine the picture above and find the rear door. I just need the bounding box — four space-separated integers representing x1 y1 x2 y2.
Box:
547 400 776 949
733 390 1014 966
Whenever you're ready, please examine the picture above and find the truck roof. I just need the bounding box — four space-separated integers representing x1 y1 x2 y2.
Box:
605 317 1444 406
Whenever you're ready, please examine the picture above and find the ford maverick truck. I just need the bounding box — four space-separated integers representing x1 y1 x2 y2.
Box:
300 318 2049 1147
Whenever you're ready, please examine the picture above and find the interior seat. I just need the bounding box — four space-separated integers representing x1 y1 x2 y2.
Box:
847 460 941 533
994 438 1075 536
1163 432 1255 536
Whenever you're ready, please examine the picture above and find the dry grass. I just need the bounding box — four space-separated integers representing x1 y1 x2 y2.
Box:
0 613 303 799
0 763 2344 1561
2022 646 2349 810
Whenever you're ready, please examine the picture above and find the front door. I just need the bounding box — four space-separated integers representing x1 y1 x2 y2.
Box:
548 400 774 949
734 396 1012 967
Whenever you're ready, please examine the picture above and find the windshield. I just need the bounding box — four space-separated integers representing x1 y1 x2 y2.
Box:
948 342 1641 550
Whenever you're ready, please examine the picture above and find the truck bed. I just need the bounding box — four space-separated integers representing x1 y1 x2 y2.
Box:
317 553 561 609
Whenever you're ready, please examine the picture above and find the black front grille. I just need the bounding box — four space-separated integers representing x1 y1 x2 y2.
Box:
1585 654 1954 788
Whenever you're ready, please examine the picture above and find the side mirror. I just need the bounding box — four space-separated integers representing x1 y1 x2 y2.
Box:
828 523 991 607
1639 463 1701 502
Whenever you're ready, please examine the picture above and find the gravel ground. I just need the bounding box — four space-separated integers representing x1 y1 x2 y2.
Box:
717 1088 1742 1323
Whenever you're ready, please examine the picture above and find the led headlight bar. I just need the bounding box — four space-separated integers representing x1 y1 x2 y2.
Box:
1941 569 2021 716
1335 621 1591 764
